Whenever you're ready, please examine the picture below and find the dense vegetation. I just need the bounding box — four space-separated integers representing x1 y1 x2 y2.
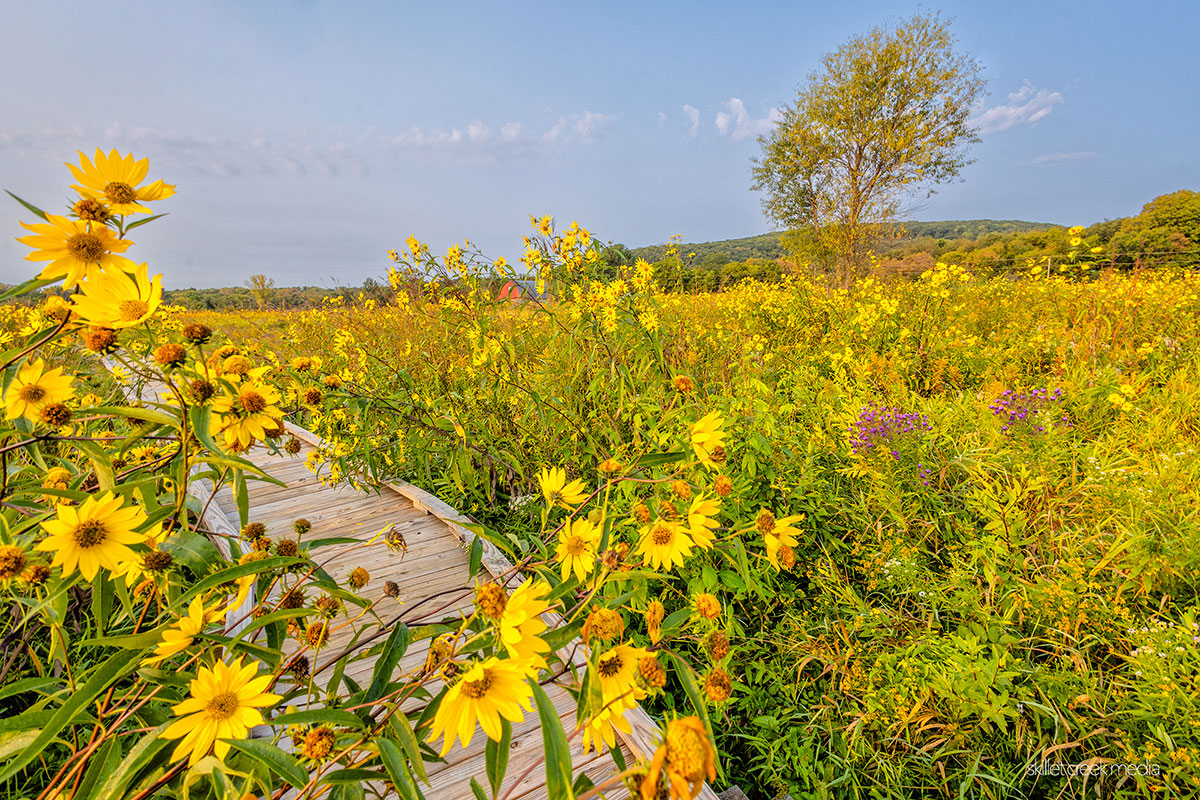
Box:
192 223 1200 798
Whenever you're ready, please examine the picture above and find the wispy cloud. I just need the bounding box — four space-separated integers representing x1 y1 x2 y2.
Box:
682 104 700 137
542 110 615 144
0 110 617 175
972 81 1064 135
1024 150 1097 166
714 98 781 141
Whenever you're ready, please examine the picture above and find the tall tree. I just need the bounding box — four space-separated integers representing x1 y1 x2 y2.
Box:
752 12 986 286
245 273 276 309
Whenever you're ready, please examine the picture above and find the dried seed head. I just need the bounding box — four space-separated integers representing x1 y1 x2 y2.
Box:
348 566 369 590
153 343 187 367
474 582 507 619
182 323 213 345
83 327 119 354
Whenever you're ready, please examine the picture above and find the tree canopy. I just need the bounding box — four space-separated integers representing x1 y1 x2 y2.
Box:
752 12 986 285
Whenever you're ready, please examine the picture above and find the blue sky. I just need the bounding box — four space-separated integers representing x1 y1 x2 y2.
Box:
1 0 1197 288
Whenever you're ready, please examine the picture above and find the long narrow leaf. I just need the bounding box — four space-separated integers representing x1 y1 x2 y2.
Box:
529 680 574 800
0 648 142 782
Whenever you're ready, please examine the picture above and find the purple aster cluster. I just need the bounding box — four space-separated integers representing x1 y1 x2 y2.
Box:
850 405 933 456
990 388 1070 435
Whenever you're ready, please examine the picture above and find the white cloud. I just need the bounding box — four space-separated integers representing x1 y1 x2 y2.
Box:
543 111 615 144
1025 150 1097 166
714 98 781 141
0 110 613 175
466 121 491 143
542 117 568 144
499 122 522 142
682 104 700 137
657 111 668 125
972 81 1064 135
573 111 613 139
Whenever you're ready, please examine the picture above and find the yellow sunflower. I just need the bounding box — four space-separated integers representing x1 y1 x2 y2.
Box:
595 643 651 708
582 644 650 751
35 491 146 581
497 579 552 673
70 262 163 329
163 656 281 767
16 214 133 289
210 380 285 449
640 716 717 800
145 595 218 665
4 358 74 422
68 149 176 216
690 411 726 469
581 695 635 753
686 494 721 549
427 657 532 756
636 519 694 571
538 466 589 508
555 516 601 582
755 509 802 570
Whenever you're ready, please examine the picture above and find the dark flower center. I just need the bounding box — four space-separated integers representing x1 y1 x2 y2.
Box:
73 519 108 549
205 691 239 720
460 670 493 699
241 391 267 413
67 232 106 262
104 182 138 205
17 384 46 403
118 299 149 322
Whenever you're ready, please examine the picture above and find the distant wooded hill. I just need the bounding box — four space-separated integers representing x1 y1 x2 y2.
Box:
628 220 1056 265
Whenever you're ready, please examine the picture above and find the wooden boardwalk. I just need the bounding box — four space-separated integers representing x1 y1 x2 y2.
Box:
195 425 667 800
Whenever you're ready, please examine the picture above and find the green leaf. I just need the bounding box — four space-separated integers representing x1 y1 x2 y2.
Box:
177 556 302 605
125 212 169 230
665 652 723 782
0 648 142 782
87 404 179 428
225 738 308 788
470 778 489 800
0 676 59 702
5 190 48 221
377 736 421 800
160 530 224 574
70 440 116 491
389 711 429 784
0 275 58 303
272 709 366 729
319 769 380 784
469 535 483 575
233 468 249 527
633 451 685 468
332 783 367 800
91 723 173 800
529 680 574 800
366 622 411 703
74 736 122 800
485 717 512 796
